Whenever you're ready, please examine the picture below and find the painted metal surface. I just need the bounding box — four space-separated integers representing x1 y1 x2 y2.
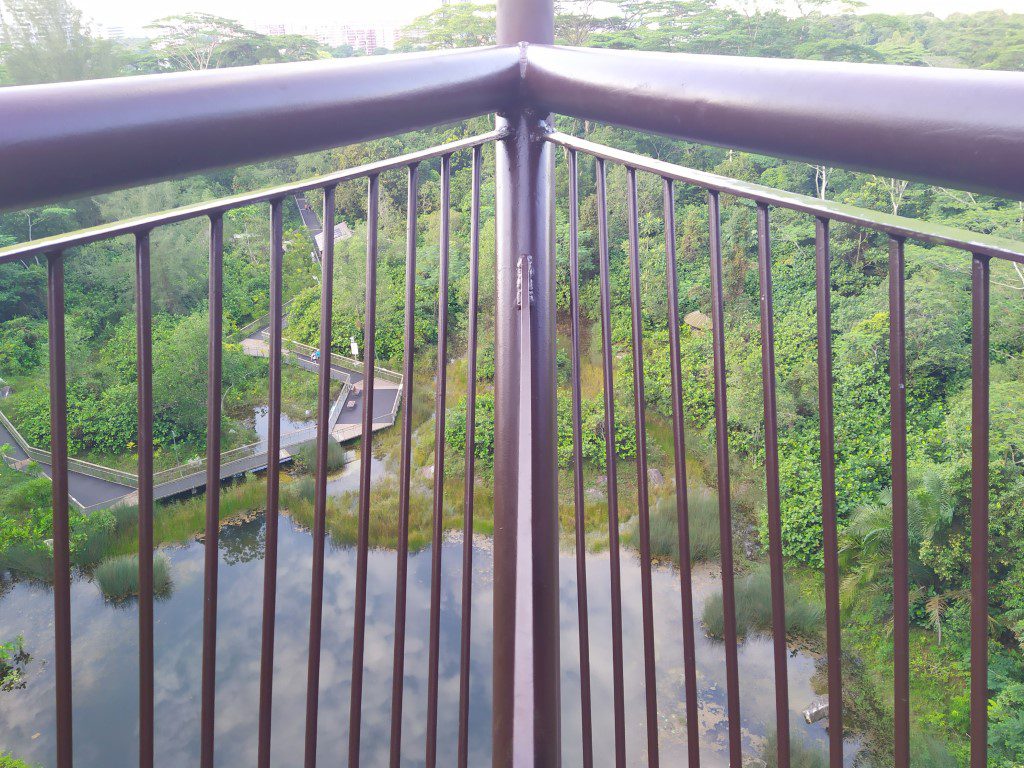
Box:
664 180 702 768
389 163 419 768
524 44 1024 200
200 214 224 768
134 230 155 768
348 175 380 768
757 204 791 768
46 253 73 768
0 47 521 209
303 186 335 768
256 200 285 768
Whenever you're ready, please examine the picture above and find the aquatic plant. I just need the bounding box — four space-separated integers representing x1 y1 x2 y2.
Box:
644 488 721 564
94 552 173 602
702 565 824 641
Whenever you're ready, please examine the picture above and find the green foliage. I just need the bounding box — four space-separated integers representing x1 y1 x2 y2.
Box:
0 635 30 692
989 681 1024 767
0 0 124 84
0 317 46 374
94 552 173 602
397 5 495 51
445 393 496 467
0 753 39 768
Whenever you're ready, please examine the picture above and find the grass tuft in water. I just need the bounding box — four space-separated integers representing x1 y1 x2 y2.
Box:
761 730 828 768
94 552 173 602
702 564 824 641
0 545 54 583
643 488 721 564
291 439 347 475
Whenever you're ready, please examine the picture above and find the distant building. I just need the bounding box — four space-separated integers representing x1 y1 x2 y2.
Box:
255 23 398 53
94 24 128 40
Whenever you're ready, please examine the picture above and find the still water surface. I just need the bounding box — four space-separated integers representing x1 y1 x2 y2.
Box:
0 513 853 766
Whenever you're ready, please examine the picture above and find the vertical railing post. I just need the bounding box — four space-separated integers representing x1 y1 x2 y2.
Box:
493 0 557 765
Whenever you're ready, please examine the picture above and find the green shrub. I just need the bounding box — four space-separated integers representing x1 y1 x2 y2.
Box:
94 552 173 602
702 565 824 641
0 753 40 768
0 477 51 515
0 635 30 692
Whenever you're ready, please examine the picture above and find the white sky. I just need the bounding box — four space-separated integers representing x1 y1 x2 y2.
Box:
75 0 1024 37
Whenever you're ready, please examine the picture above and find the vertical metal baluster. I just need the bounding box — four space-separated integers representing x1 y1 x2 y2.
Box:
567 149 595 768
200 215 224 768
757 204 790 768
47 251 73 768
814 217 843 768
663 180 701 768
303 186 336 768
708 191 742 768
625 167 660 766
425 154 452 768
889 237 909 768
348 174 380 768
135 230 155 768
969 253 990 768
457 146 482 768
596 158 627 767
257 199 285 768
389 163 419 767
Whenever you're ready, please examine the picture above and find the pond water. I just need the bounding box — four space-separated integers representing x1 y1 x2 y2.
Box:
323 454 387 497
251 406 317 450
0 515 854 766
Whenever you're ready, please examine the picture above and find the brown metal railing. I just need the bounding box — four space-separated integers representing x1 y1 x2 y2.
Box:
542 128 1023 768
1 3 1023 764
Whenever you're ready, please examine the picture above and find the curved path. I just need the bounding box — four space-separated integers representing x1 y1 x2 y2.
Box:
0 418 134 510
0 196 400 512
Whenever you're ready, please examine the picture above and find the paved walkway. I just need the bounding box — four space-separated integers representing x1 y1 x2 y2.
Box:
0 196 401 512
0 419 135 510
294 193 323 250
240 330 401 442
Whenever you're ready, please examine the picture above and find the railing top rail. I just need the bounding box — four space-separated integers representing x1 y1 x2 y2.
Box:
524 44 1024 201
0 130 507 266
4 43 1024 216
544 129 1024 265
0 46 520 210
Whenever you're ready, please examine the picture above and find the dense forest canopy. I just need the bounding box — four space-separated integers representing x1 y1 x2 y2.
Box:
1 0 1024 764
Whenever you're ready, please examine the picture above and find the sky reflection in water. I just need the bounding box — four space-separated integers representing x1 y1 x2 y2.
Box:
0 514 852 766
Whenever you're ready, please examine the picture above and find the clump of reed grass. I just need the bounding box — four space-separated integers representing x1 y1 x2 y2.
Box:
100 477 267 559
94 552 173 602
702 565 824 641
0 545 54 583
761 730 828 768
291 439 347 475
281 468 490 552
643 488 721 564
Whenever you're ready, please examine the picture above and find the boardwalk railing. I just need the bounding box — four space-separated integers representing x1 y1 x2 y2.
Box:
1 2 1023 765
0 406 139 489
261 331 405 386
226 298 295 344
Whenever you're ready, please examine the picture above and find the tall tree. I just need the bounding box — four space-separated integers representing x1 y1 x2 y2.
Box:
144 13 253 71
0 0 123 83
